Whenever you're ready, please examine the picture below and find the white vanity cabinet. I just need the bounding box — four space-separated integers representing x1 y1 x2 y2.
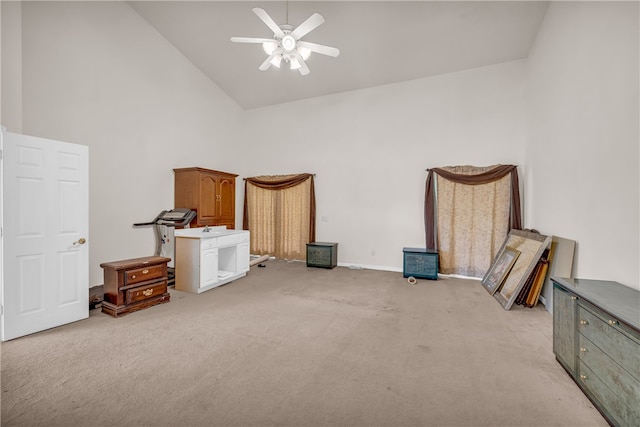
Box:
174 228 250 294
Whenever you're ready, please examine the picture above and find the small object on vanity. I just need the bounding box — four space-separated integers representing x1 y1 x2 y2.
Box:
100 256 171 318
306 242 338 269
403 248 438 280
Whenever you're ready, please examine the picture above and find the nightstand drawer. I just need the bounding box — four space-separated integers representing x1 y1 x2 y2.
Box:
125 264 166 285
126 281 168 304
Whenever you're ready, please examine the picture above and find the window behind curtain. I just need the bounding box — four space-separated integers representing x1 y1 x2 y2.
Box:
435 165 512 277
245 174 314 261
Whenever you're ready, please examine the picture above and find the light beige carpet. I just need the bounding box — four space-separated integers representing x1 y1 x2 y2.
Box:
1 260 606 426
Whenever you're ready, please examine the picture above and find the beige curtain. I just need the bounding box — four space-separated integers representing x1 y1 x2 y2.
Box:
244 174 314 261
435 165 512 277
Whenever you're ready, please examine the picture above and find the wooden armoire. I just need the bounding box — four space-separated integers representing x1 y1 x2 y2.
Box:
174 167 237 229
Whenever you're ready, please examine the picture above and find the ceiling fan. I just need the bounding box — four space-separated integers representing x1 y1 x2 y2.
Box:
231 7 340 76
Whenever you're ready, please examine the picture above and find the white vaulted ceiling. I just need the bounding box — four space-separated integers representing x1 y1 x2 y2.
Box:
129 1 549 109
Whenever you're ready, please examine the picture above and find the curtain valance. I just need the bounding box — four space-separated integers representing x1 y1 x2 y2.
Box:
244 173 314 190
424 165 522 250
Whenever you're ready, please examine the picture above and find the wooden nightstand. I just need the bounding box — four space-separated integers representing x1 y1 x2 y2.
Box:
100 256 171 317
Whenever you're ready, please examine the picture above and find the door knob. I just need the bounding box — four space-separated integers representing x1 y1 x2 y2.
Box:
73 238 87 245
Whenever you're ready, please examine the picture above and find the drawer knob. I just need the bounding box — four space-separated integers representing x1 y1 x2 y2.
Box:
143 289 154 297
580 374 587 380
142 269 149 274
580 320 589 325
608 319 619 326
580 347 587 353
131 275 136 279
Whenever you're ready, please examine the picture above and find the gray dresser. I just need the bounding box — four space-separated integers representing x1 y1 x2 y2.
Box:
552 277 640 427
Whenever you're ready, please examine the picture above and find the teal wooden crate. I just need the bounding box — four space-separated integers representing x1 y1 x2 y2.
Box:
307 242 338 269
403 248 438 280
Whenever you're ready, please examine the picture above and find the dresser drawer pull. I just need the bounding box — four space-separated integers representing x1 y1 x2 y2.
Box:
607 319 619 326
580 374 587 380
580 320 589 325
143 289 154 297
580 347 587 353
132 275 136 279
142 269 149 274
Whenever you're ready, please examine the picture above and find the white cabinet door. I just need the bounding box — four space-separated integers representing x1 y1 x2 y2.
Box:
237 243 250 273
200 248 218 288
1 130 89 341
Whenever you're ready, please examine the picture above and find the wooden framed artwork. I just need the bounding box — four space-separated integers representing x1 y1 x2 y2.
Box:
492 229 552 310
482 246 520 295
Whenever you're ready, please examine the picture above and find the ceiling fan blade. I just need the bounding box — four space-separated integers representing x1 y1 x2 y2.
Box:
252 8 285 38
297 57 310 76
259 54 275 71
291 13 324 40
297 41 340 58
231 37 274 44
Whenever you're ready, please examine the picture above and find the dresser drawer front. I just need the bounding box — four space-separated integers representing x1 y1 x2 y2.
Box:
126 281 167 304
578 305 640 380
578 361 640 427
579 334 640 411
125 265 166 285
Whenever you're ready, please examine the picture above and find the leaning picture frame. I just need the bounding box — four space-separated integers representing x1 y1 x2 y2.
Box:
493 229 552 310
482 246 520 295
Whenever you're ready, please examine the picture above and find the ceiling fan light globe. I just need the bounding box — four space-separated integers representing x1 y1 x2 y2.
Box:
262 41 277 55
290 57 301 70
298 46 311 60
281 35 296 51
270 55 282 68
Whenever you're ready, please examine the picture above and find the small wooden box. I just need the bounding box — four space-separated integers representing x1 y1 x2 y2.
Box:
403 248 438 280
307 242 338 269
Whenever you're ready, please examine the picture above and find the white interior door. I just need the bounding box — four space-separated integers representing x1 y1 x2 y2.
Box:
1 129 89 341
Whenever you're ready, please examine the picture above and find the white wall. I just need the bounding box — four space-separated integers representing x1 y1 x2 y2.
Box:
1 1 23 132
15 1 243 286
240 61 528 270
527 1 639 291
5 1 637 296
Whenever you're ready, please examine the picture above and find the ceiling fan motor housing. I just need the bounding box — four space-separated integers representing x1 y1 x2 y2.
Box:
281 34 296 51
